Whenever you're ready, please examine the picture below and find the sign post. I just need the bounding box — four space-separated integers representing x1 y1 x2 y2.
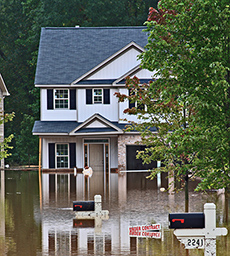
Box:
170 203 228 256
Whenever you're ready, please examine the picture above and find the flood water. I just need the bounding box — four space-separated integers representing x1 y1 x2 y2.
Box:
0 170 229 256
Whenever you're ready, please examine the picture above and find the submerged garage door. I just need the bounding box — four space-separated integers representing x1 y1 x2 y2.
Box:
126 145 157 170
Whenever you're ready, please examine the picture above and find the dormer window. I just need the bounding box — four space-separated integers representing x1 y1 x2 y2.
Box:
55 89 69 108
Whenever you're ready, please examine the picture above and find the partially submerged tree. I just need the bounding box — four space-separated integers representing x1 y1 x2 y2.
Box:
0 108 14 161
116 76 208 212
117 0 230 212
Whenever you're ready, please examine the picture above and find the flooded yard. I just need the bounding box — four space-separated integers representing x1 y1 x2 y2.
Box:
0 170 229 255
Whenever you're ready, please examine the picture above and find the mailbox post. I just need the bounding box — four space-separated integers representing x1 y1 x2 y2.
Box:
169 203 228 256
73 195 109 233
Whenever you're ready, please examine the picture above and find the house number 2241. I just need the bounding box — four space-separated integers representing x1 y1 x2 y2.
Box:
186 238 204 249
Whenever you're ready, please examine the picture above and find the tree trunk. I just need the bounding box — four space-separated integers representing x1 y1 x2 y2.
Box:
225 188 229 224
185 172 189 212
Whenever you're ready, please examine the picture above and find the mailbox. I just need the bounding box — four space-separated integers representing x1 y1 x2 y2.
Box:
73 219 95 228
73 201 95 211
169 213 205 229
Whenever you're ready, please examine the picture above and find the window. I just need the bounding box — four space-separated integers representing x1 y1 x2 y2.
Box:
56 144 68 168
129 89 146 111
47 89 76 110
86 89 110 104
55 89 69 109
93 89 103 104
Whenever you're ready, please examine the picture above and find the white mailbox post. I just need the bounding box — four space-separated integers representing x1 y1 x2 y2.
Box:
173 203 228 256
74 195 109 233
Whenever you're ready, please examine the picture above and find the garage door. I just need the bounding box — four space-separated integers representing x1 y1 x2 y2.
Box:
126 145 157 170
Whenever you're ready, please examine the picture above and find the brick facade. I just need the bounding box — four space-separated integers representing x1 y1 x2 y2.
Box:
117 134 142 171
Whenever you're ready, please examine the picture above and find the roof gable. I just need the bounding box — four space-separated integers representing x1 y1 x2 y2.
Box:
69 113 123 135
0 74 10 96
72 42 144 84
35 27 148 85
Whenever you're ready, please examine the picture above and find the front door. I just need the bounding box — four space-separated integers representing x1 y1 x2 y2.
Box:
88 144 104 194
89 144 104 172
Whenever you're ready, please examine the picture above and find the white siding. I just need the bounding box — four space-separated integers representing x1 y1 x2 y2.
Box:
42 137 80 169
89 48 141 80
41 136 118 169
40 89 77 121
118 88 141 123
134 68 157 79
77 88 119 122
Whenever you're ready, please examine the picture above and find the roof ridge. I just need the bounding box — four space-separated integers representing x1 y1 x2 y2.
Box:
44 26 146 30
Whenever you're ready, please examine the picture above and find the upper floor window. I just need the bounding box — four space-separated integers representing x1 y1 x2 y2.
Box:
86 89 110 105
129 89 145 111
93 89 103 104
47 89 76 110
55 89 69 109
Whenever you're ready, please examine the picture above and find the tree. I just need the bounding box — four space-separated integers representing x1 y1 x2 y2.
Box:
15 114 38 166
117 0 230 212
0 103 14 161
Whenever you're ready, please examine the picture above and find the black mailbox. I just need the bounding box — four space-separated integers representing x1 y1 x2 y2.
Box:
73 219 95 228
73 201 95 211
169 213 205 229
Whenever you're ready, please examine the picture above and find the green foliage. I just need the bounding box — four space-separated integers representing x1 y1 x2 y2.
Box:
0 109 14 160
117 0 230 192
15 114 39 166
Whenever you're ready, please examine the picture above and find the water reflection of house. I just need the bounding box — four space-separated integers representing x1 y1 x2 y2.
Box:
41 172 169 255
32 27 159 178
0 74 10 169
42 173 122 254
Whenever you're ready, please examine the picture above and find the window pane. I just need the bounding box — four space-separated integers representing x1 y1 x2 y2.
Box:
57 144 68 156
55 90 68 99
55 90 69 108
94 89 102 96
55 99 68 109
93 89 102 104
57 157 68 168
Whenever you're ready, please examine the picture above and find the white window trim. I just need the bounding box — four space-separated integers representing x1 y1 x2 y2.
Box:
54 89 69 109
93 88 103 104
56 143 69 168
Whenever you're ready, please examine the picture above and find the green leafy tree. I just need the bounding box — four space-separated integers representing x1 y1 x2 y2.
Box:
116 76 208 212
117 0 230 212
15 114 38 166
141 0 230 192
0 104 14 160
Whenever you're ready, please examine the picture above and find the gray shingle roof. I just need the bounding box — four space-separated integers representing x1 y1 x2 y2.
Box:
35 26 148 85
32 120 130 134
32 120 157 134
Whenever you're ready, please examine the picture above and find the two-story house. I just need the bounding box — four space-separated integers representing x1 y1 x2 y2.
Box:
32 26 157 176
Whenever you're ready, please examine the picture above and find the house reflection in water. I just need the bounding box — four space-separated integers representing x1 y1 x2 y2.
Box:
41 172 130 255
41 171 166 255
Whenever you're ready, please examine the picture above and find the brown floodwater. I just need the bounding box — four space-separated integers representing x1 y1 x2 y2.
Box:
0 170 229 256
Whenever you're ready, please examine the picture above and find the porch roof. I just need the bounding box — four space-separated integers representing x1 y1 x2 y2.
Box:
32 120 130 135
